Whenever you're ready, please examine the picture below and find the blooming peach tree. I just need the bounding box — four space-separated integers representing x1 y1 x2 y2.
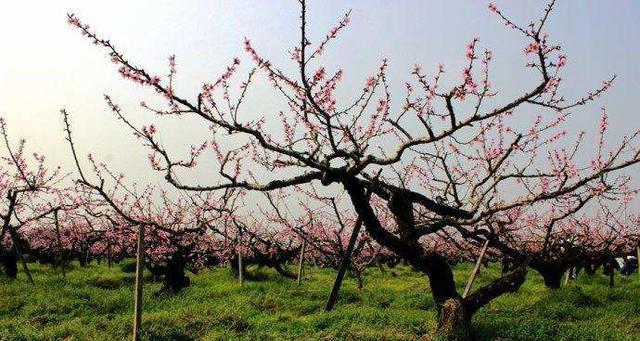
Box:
67 1 640 338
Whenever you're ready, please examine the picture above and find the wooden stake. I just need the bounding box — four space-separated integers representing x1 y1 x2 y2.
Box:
296 239 306 285
237 230 244 286
563 268 570 286
325 217 363 311
8 226 34 285
107 242 112 268
324 180 377 312
132 224 145 341
54 210 66 279
462 239 489 298
238 248 244 286
609 265 615 288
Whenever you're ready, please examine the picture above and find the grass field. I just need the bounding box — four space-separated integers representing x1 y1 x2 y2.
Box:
1 262 639 340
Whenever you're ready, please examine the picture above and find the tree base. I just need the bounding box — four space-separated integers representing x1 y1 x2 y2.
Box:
424 297 470 341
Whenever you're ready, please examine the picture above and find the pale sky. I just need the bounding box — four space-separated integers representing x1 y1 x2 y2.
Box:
1 1 639 196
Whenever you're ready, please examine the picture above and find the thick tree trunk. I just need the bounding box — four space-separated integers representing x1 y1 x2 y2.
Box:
609 268 615 288
584 264 597 275
430 297 470 341
78 252 87 267
343 179 527 341
537 267 565 289
162 254 190 293
344 180 472 339
1 253 18 279
501 257 516 274
542 272 562 289
427 258 471 340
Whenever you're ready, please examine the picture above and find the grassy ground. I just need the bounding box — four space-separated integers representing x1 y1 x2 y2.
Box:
1 262 639 341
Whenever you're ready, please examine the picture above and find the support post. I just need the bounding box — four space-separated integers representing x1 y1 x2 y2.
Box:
324 182 377 312
325 217 363 311
609 265 615 288
237 230 244 286
462 239 489 298
8 226 34 285
107 242 112 268
132 224 145 341
296 239 306 285
54 210 66 279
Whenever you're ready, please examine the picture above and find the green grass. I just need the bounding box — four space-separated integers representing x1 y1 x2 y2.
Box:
1 262 639 340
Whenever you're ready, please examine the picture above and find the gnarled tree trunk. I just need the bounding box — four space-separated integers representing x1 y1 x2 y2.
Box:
344 178 528 341
431 296 470 341
426 257 471 340
534 265 565 289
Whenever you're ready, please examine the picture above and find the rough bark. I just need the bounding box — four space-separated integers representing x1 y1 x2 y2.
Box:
428 297 470 341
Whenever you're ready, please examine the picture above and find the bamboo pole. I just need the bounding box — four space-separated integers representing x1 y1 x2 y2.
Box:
296 239 306 285
132 224 145 341
462 239 489 298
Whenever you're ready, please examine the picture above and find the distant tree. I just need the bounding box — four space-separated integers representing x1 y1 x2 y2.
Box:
0 118 64 282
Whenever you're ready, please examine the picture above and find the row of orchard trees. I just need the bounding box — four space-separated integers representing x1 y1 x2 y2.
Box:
1 1 640 340
0 126 397 293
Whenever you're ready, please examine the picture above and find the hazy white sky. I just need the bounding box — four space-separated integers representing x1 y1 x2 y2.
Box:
1 1 639 192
